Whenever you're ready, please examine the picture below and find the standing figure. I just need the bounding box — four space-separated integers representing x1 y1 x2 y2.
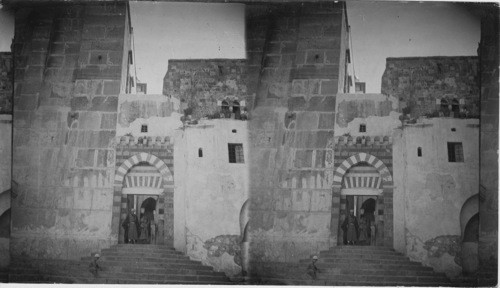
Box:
358 209 369 245
341 209 359 245
88 253 102 277
139 214 149 243
150 210 158 244
306 256 320 280
123 208 139 244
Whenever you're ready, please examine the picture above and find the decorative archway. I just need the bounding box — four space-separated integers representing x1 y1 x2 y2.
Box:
333 153 393 186
111 152 174 245
332 152 394 247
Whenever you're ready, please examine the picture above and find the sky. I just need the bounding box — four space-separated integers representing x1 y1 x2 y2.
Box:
130 1 480 94
0 2 481 94
130 2 245 94
346 1 480 92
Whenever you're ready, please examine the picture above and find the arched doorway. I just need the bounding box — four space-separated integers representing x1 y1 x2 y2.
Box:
332 152 394 247
113 152 174 246
338 164 383 246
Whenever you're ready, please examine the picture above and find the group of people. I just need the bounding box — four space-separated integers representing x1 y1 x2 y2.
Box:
122 208 158 244
341 208 376 245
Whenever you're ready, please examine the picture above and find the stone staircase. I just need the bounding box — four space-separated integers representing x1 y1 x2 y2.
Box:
7 244 232 284
249 245 454 286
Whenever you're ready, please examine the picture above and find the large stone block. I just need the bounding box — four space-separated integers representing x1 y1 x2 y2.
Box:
295 112 319 130
90 96 118 112
292 65 339 80
307 96 336 112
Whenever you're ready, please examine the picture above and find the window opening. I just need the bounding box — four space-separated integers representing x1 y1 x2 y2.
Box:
141 124 148 133
359 124 366 133
447 142 464 162
417 147 422 157
198 148 203 158
233 101 241 119
228 143 244 163
451 99 460 117
440 99 449 116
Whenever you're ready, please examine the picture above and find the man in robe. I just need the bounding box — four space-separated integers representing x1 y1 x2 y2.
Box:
123 208 139 244
341 209 359 245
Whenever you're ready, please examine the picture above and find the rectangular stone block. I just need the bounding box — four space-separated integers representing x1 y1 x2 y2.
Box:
315 150 326 168
307 96 336 112
296 112 319 130
90 96 118 112
76 149 95 167
89 51 108 65
318 113 335 129
100 113 117 129
295 149 313 168
321 79 338 95
292 65 339 79
103 80 121 95
83 25 105 39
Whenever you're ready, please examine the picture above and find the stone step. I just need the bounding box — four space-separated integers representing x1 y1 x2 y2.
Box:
111 244 178 251
302 258 427 266
99 249 185 257
96 271 228 281
318 252 409 260
98 259 214 270
87 255 193 263
301 255 410 262
9 273 230 285
254 276 452 287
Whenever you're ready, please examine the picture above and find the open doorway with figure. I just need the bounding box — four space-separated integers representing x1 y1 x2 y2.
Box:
123 194 159 245
341 195 378 245
338 163 384 246
119 163 168 245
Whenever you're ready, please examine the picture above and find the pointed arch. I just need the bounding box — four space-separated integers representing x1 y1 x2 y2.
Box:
114 152 173 187
333 152 393 186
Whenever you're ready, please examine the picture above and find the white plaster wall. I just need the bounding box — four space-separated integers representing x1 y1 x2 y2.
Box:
335 93 401 137
174 119 249 277
0 114 11 267
117 94 182 137
393 117 479 278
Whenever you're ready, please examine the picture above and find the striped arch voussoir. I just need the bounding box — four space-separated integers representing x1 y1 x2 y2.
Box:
333 152 393 185
114 153 173 185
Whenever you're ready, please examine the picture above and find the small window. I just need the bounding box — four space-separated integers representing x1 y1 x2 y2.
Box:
447 142 464 162
141 124 148 133
417 147 422 157
221 100 229 111
228 143 244 163
198 148 203 158
359 124 366 133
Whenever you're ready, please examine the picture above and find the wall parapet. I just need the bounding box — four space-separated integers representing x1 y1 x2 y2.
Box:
335 135 392 148
116 136 172 148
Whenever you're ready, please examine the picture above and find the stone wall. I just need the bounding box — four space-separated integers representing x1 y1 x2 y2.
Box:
392 118 479 278
381 56 479 119
174 119 249 277
0 53 13 114
10 2 128 259
478 6 498 274
0 52 12 267
163 59 250 119
247 2 346 266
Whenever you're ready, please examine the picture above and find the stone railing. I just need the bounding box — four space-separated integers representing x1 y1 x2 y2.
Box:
334 135 392 148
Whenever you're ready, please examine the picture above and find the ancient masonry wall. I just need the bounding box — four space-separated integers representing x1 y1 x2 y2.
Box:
0 52 13 267
163 59 250 119
478 6 499 272
247 2 346 265
381 56 479 119
11 3 127 259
